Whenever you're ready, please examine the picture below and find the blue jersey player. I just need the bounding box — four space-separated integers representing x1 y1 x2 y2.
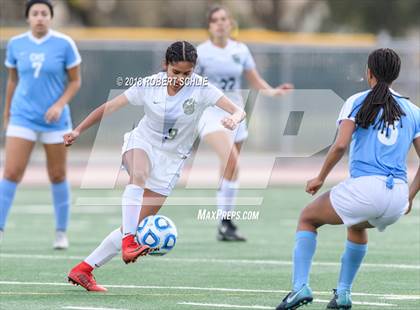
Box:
276 48 419 310
0 0 81 249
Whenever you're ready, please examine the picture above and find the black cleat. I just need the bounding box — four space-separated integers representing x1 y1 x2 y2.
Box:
326 289 352 309
276 285 313 310
217 219 246 242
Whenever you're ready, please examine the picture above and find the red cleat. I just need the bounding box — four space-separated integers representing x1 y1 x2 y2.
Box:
68 261 107 292
122 234 151 264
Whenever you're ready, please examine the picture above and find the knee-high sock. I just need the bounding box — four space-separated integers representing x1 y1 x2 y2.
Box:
337 240 367 294
292 230 317 291
0 179 18 230
122 184 144 235
217 178 238 219
51 180 71 231
85 228 122 268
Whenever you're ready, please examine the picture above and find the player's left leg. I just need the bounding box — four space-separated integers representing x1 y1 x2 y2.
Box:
216 140 248 240
68 189 166 292
326 225 369 310
43 142 70 249
83 189 166 268
204 132 245 241
276 191 343 310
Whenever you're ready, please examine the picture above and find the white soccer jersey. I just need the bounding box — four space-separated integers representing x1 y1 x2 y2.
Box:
196 39 256 105
124 72 224 157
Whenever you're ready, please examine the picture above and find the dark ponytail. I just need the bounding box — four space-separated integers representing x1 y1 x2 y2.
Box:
355 48 406 135
165 41 197 66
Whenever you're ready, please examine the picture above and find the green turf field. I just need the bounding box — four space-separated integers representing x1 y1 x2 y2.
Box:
0 187 419 310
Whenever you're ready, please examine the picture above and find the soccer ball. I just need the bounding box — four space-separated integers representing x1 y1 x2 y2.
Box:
136 215 177 256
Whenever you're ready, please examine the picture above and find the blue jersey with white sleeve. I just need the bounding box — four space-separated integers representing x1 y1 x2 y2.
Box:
337 89 420 187
4 30 81 131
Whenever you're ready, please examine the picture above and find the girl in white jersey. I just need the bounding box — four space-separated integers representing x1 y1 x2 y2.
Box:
64 41 245 292
197 5 293 241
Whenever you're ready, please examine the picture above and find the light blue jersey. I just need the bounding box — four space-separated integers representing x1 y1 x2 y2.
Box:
338 89 420 187
4 30 81 131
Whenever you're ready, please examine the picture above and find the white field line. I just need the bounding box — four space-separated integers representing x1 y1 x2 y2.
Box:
0 291 66 295
62 307 128 310
313 299 397 307
12 197 420 214
75 197 264 206
0 281 418 301
10 196 264 214
178 300 397 309
178 302 271 309
1 253 419 270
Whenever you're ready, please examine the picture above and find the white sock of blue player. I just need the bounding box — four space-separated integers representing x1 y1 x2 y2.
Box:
337 240 368 294
292 231 317 291
0 179 18 231
85 228 122 268
51 180 70 232
122 184 144 236
217 178 238 219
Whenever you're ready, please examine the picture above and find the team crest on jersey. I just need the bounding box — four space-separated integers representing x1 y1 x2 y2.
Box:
183 98 196 115
232 54 241 64
29 53 45 63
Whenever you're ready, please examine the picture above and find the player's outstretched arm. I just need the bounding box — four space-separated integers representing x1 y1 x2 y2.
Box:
406 137 420 214
64 94 129 146
306 119 355 195
215 95 246 130
245 68 294 96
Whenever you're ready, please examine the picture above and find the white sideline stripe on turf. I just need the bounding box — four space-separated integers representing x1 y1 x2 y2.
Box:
11 196 264 214
76 197 264 206
178 300 397 309
1 253 419 270
0 253 85 260
164 257 420 271
0 281 418 301
63 307 127 310
178 302 271 309
313 299 396 307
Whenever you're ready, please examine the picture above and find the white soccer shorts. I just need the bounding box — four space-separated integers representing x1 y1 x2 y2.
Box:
330 175 409 232
121 129 186 196
6 124 71 144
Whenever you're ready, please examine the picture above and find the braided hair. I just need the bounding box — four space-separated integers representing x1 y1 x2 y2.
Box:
355 48 406 136
165 41 197 66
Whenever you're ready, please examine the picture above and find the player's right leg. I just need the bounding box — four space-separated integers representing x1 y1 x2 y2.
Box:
276 191 343 310
0 132 35 240
120 148 154 263
68 189 167 292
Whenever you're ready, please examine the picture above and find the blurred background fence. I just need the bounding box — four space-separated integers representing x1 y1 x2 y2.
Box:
0 0 418 186
1 33 419 150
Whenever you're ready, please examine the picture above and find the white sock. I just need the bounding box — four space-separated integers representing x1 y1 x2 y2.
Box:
217 178 239 220
122 184 144 235
85 228 122 268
